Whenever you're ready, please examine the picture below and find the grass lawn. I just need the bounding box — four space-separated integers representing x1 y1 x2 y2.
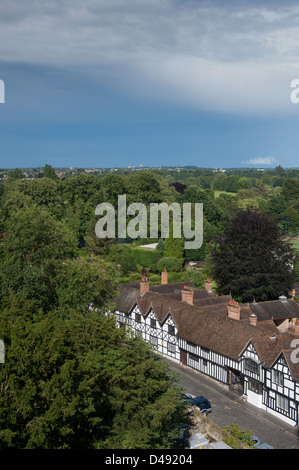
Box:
292 237 299 252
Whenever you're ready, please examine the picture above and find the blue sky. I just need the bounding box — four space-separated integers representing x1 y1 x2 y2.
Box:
1 0 299 169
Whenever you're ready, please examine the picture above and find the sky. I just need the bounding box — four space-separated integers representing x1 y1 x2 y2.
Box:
1 0 299 169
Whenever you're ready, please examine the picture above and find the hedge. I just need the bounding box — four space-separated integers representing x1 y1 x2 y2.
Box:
131 247 160 267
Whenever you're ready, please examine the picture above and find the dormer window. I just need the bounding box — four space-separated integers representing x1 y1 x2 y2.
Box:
245 358 259 374
272 369 284 387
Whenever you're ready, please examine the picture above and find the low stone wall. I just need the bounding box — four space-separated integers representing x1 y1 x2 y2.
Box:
189 407 251 449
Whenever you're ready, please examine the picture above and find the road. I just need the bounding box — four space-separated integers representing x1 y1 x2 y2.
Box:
166 359 299 450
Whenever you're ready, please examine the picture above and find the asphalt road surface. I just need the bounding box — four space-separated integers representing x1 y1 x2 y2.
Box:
166 359 299 450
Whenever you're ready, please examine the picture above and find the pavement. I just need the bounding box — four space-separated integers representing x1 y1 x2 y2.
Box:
165 358 299 449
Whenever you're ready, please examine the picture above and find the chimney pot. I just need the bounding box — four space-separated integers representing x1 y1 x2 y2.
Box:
182 286 194 305
204 278 213 293
140 274 149 296
161 268 168 285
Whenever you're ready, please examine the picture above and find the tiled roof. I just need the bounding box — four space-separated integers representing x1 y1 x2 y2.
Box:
248 298 299 321
250 333 299 380
114 279 299 378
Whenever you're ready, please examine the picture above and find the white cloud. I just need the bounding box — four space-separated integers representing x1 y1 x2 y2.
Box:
246 156 276 165
1 1 299 115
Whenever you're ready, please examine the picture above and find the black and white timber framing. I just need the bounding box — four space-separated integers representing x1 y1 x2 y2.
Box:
113 277 299 427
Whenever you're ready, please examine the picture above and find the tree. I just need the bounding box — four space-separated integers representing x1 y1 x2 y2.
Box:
7 168 23 180
209 208 296 302
0 295 186 449
157 257 183 273
1 205 77 265
0 205 78 312
43 164 58 180
281 178 299 202
56 256 119 311
0 295 126 448
99 336 186 449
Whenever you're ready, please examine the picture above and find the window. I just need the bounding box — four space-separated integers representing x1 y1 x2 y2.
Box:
150 318 156 329
150 335 158 346
168 325 175 336
245 358 259 374
202 359 208 367
201 347 210 358
189 353 199 363
187 342 197 353
277 394 289 412
272 369 284 387
167 342 176 353
135 313 141 323
248 379 262 395
135 330 143 339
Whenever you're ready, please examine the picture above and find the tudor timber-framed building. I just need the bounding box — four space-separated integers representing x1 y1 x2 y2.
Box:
113 272 299 427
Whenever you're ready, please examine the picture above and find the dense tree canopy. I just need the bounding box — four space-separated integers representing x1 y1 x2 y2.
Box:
0 295 185 449
0 179 188 449
0 165 299 448
209 208 296 302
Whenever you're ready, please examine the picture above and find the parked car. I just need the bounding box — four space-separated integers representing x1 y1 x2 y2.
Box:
184 394 212 416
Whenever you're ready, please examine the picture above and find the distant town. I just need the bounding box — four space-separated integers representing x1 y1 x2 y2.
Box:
1 165 298 181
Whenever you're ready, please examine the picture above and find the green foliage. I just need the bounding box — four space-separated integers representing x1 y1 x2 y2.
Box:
183 269 205 289
282 178 299 202
106 244 137 275
56 256 119 311
209 208 296 302
157 257 183 273
7 168 23 180
43 164 58 180
99 337 186 449
0 295 186 449
0 296 124 448
294 253 299 282
1 205 78 265
223 424 256 448
131 247 160 267
1 166 298 448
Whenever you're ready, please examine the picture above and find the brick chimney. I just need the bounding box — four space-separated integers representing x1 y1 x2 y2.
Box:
140 274 150 296
250 314 257 326
182 285 194 305
161 268 168 285
227 299 241 320
204 278 213 293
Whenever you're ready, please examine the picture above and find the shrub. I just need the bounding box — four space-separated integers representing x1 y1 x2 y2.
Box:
157 257 183 273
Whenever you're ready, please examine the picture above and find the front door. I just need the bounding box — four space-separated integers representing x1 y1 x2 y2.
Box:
229 368 244 393
181 350 187 366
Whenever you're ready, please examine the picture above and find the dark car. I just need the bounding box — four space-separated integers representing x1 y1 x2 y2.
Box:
184 394 212 416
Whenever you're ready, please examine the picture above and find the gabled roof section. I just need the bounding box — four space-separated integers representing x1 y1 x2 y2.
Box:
250 332 299 370
114 278 299 381
248 298 299 322
283 349 299 382
113 286 140 314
